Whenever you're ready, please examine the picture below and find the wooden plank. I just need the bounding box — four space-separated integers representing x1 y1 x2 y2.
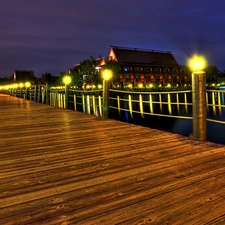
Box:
1 94 225 224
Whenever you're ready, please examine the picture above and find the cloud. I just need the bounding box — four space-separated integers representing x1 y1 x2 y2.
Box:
0 0 225 77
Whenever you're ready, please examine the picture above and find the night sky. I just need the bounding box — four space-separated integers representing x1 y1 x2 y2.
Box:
1 0 225 78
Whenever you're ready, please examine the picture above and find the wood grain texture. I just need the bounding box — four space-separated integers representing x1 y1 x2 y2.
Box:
1 94 225 225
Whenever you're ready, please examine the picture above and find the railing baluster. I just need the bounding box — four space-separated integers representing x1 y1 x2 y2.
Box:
159 94 162 113
74 94 77 111
87 95 90 114
218 91 222 115
128 94 133 118
149 94 153 114
184 93 188 113
82 95 85 113
117 95 121 115
99 95 102 117
212 92 216 115
139 94 144 118
168 93 172 115
93 95 96 115
176 93 180 114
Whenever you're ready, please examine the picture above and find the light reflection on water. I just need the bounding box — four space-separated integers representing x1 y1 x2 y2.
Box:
110 102 225 145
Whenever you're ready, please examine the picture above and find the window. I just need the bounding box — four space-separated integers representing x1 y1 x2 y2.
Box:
134 67 143 72
124 75 130 82
123 67 130 73
135 75 141 82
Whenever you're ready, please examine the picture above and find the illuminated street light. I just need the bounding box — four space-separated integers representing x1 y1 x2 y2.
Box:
102 69 112 81
25 82 31 99
102 69 112 119
188 54 207 141
188 54 207 72
25 82 31 88
63 75 72 85
63 75 72 109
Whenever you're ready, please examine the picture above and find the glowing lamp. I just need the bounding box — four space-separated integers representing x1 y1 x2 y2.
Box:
63 76 72 85
25 82 31 88
102 69 112 81
188 55 207 72
19 83 24 88
13 84 18 89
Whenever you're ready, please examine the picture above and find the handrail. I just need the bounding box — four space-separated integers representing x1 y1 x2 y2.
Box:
109 89 192 94
2 86 225 126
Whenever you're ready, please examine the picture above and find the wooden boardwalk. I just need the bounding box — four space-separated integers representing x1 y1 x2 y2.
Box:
1 94 225 225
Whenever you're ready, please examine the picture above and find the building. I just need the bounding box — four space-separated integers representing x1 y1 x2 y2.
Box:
13 70 35 83
102 45 190 88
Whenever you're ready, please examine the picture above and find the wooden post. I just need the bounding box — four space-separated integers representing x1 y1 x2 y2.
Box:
37 86 41 102
25 87 28 100
103 80 109 119
64 84 69 109
20 88 22 98
34 85 37 102
46 83 49 105
192 71 207 141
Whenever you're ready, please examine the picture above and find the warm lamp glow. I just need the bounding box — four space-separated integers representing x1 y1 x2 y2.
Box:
102 69 112 81
19 83 24 88
188 55 207 72
63 76 72 85
25 82 31 88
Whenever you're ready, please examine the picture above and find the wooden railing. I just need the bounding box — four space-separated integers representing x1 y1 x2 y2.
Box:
1 85 225 125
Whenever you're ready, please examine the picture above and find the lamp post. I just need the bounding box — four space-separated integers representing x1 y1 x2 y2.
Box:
188 55 207 141
63 75 72 109
19 83 23 98
25 82 31 100
102 69 112 119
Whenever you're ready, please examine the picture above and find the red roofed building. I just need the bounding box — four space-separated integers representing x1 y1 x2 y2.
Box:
104 45 190 88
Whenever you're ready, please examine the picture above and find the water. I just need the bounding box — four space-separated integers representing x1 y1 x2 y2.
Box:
109 107 225 145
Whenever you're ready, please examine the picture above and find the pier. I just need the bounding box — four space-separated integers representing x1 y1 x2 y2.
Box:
1 94 225 224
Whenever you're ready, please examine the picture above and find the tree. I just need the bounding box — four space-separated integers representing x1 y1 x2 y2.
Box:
101 59 121 78
42 72 52 83
71 56 101 88
205 66 221 84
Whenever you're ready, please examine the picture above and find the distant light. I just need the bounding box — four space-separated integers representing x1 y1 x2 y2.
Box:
98 84 102 89
149 84 154 88
63 76 72 85
13 84 18 88
19 83 24 88
138 83 143 88
188 54 207 72
25 82 31 88
167 84 171 88
102 69 112 81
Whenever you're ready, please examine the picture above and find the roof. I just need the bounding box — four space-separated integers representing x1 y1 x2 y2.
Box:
108 45 179 67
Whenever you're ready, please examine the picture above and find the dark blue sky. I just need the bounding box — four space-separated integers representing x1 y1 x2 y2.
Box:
1 0 225 78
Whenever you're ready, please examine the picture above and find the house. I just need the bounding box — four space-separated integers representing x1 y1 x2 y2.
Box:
103 45 190 88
